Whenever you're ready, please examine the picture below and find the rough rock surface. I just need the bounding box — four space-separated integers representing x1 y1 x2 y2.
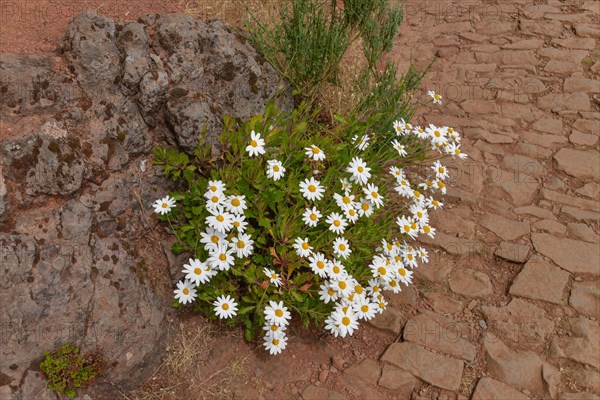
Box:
0 10 289 398
509 257 569 304
472 377 528 400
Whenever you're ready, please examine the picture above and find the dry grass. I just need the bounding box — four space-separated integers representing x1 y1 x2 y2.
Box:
179 0 281 28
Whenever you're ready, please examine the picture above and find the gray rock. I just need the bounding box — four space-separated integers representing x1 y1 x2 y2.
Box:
0 165 6 222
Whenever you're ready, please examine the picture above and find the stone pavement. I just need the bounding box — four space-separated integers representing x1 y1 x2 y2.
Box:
299 1 599 399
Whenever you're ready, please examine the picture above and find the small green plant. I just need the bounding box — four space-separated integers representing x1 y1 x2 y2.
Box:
40 344 100 398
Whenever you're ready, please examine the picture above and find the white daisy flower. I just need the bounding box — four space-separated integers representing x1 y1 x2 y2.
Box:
418 247 429 263
418 180 434 191
344 207 359 223
366 278 382 298
392 119 410 136
326 212 348 235
346 157 371 186
182 258 213 285
383 277 402 293
403 248 419 269
420 223 436 239
353 297 377 320
263 322 287 338
332 276 354 297
308 252 328 278
396 266 413 285
230 233 254 258
433 179 447 194
206 206 234 234
391 139 408 157
304 145 325 161
333 237 351 259
324 314 342 337
397 216 419 239
389 166 404 180
263 334 288 355
352 134 370 151
409 204 429 225
446 142 467 159
394 178 413 198
426 124 446 145
432 160 449 180
412 125 428 139
266 159 286 181
425 197 443 209
264 300 291 326
153 196 176 215
375 296 388 314
363 183 383 209
369 256 392 282
293 237 312 257
332 308 359 338
225 195 247 214
200 227 226 251
428 90 442 104
357 198 374 218
174 279 197 305
231 214 248 232
333 193 355 211
299 177 325 201
302 207 322 227
327 259 347 280
246 130 265 157
205 191 225 211
340 178 352 193
319 282 338 304
263 267 283 287
207 242 235 271
213 295 238 319
205 180 226 199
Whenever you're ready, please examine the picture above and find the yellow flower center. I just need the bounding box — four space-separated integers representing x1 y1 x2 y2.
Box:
231 198 240 207
333 220 340 227
404 225 411 232
455 149 461 155
237 241 245 249
211 235 219 244
432 200 439 206
434 94 441 100
355 285 363 294
390 280 397 287
161 203 168 208
371 191 378 198
271 325 278 331
414 190 421 198
342 317 351 326
211 196 219 203
328 288 335 296
271 273 278 279
312 147 320 154
273 339 280 346
362 203 369 211
233 221 240 227
349 209 355 216
438 167 444 173
194 268 202 275
317 261 325 269
342 196 351 204
332 266 340 274
411 222 417 229
408 254 413 260
273 165 280 172
251 140 258 147
219 254 227 261
399 268 406 276
379 302 385 309
222 303 229 310
424 226 431 233
438 181 445 188
378 267 387 276
339 244 346 251
357 166 364 173
308 185 316 192
310 214 317 221
434 131 441 137
339 281 347 290
210 186 217 192
417 211 423 218
301 242 309 250
373 286 379 292
216 215 224 222
183 288 189 295
361 305 369 312
275 309 283 317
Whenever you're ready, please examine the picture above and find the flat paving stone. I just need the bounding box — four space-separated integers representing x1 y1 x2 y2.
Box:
509 257 569 304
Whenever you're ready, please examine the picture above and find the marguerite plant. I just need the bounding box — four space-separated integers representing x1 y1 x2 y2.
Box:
153 94 466 354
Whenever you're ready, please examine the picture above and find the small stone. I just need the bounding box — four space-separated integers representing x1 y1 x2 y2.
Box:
378 364 416 392
468 300 479 311
554 148 600 180
343 359 380 386
318 370 328 383
569 281 600 319
381 342 464 391
332 355 345 370
480 213 530 241
479 320 488 329
472 377 528 400
532 233 600 275
449 268 494 298
494 241 531 263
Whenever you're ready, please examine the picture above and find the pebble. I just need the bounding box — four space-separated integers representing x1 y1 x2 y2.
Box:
319 370 329 383
574 276 582 282
332 355 345 370
479 319 488 329
468 300 479 310
290 386 298 395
